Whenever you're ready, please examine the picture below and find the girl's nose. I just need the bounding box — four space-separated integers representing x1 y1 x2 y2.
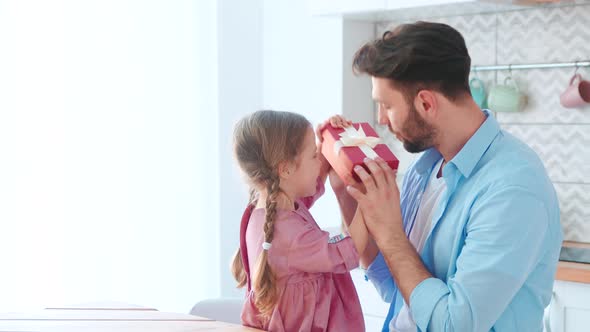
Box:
377 106 388 125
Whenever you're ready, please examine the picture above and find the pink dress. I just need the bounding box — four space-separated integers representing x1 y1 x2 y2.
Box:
239 179 365 332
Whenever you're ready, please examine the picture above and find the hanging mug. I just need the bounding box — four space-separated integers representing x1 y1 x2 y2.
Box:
470 77 487 109
559 73 590 108
487 76 526 113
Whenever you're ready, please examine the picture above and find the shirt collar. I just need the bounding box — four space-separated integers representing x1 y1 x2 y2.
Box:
450 109 499 178
414 148 442 175
413 109 499 178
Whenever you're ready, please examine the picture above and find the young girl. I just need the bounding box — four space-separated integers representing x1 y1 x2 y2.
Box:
231 110 369 332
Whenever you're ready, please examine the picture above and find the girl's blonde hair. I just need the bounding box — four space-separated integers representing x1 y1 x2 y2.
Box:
231 110 310 318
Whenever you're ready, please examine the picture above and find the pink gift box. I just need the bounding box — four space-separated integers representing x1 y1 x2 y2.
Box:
321 122 399 185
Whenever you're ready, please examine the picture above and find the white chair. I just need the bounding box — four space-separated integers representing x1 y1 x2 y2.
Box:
189 297 243 325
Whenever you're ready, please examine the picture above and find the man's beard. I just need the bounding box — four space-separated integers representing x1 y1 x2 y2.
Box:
399 104 435 153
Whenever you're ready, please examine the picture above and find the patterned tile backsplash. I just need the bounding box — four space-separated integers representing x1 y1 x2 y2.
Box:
377 3 590 242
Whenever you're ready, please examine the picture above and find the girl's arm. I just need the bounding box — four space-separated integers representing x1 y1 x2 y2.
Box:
318 142 331 185
330 169 380 268
287 216 360 274
346 208 370 256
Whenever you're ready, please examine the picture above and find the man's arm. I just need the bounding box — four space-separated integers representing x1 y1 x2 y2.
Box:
408 186 551 331
349 158 554 331
347 158 431 304
374 225 431 304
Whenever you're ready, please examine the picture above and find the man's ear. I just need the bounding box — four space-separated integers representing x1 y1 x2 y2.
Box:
415 90 438 119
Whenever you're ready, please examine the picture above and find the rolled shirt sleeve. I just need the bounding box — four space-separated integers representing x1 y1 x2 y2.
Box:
409 186 550 332
365 252 397 303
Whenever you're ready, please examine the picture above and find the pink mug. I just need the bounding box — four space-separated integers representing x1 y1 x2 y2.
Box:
560 74 590 108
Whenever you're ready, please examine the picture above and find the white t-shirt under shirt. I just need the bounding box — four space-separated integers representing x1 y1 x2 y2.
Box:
390 158 447 332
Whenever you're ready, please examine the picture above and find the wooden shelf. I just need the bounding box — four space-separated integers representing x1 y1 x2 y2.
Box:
556 261 590 284
556 241 590 284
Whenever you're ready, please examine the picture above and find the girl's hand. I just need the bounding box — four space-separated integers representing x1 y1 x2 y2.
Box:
315 115 358 192
316 115 352 185
326 114 352 129
315 115 353 143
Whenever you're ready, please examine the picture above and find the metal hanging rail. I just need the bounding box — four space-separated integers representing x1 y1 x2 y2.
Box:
471 60 590 72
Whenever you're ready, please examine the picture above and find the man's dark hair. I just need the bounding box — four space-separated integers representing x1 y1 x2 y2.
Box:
353 21 471 103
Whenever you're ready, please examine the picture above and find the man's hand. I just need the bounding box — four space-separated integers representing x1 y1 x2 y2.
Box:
347 157 431 304
346 157 403 245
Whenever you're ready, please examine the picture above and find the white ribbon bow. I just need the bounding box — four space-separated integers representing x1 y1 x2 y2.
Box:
334 125 381 159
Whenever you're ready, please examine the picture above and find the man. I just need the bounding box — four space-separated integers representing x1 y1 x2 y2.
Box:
334 22 562 331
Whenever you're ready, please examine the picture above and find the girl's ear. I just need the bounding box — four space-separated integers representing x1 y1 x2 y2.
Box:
278 161 294 180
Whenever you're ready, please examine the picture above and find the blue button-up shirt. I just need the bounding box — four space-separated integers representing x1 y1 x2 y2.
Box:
366 110 563 332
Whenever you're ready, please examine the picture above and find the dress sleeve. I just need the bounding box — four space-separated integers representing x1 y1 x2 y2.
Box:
286 216 359 274
299 177 326 209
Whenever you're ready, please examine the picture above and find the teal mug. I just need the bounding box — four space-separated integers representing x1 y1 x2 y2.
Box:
487 76 526 113
470 77 487 108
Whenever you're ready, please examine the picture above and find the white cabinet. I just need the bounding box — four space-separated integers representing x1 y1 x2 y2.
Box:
307 0 387 16
308 0 476 16
548 280 590 332
386 0 474 10
307 0 552 21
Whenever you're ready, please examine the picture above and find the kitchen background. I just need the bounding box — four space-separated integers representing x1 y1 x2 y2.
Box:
334 2 590 329
374 2 590 243
1 1 589 330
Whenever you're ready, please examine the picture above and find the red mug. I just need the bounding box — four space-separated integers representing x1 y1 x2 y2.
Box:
560 74 590 108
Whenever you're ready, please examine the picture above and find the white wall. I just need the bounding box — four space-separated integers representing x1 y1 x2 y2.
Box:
0 0 219 312
217 0 370 296
217 0 264 297
261 0 345 232
342 21 375 124
218 0 373 296
0 0 377 309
